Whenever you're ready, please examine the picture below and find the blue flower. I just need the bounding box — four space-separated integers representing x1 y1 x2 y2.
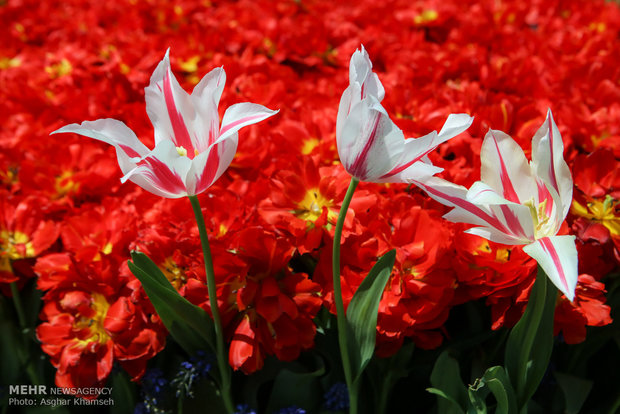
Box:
273 406 306 414
171 351 213 399
135 368 169 414
323 382 349 411
234 404 258 414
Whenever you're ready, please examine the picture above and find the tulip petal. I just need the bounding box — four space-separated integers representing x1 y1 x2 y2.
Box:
417 177 509 232
218 102 278 142
145 50 198 154
481 129 536 203
415 177 533 244
51 119 149 176
523 236 578 301
187 136 238 195
349 45 384 102
122 140 191 198
437 113 474 141
336 84 360 141
190 67 226 150
376 160 443 183
467 182 535 241
465 227 529 245
531 110 573 219
379 114 473 181
52 119 148 158
192 66 226 108
338 98 404 181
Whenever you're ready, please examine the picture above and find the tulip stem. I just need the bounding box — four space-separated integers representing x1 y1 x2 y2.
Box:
332 177 359 414
10 281 42 387
188 195 234 414
10 282 27 330
505 266 557 413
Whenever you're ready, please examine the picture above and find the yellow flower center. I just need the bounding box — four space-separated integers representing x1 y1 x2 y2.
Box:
45 58 72 79
472 240 510 263
571 195 619 237
414 9 438 24
176 146 199 158
301 138 320 155
524 198 554 239
294 189 337 224
1 230 35 262
161 257 187 290
73 293 111 346
55 170 80 197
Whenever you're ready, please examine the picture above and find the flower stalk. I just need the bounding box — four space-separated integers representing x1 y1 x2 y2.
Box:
505 265 558 413
188 195 234 413
332 177 360 414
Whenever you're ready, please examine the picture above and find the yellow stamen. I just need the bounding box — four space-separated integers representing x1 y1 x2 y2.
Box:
414 9 438 24
571 195 619 237
1 230 35 261
294 189 337 224
161 257 187 290
301 138 320 155
73 293 111 346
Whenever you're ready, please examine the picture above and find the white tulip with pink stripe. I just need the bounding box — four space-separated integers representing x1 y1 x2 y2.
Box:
52 50 278 198
416 110 578 300
336 46 474 183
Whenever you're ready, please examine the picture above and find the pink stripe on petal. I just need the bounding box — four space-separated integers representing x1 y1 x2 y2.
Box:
349 112 380 179
196 147 221 192
540 237 569 293
163 70 195 157
491 131 520 203
536 180 554 218
499 204 527 239
420 182 510 234
119 144 141 158
380 146 435 179
546 117 560 195
220 114 267 136
140 156 186 194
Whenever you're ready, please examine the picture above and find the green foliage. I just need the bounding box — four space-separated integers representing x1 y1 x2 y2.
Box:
128 251 215 355
504 269 557 410
345 249 396 385
428 351 468 414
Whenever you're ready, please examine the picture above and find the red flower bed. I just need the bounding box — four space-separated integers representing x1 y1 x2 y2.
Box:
1 0 617 405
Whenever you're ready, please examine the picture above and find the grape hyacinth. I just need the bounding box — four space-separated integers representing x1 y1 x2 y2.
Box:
323 382 349 411
273 407 306 414
171 351 213 399
134 368 170 414
234 404 258 414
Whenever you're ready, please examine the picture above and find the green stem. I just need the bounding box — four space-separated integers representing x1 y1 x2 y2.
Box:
10 282 41 385
506 266 557 412
515 275 548 391
10 282 27 329
332 177 359 413
188 195 234 414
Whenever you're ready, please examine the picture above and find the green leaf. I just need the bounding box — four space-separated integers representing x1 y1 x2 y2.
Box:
366 341 414 413
265 357 326 413
554 372 593 414
110 369 137 414
520 276 557 406
504 268 557 408
427 388 466 414
345 249 396 383
182 376 228 414
467 386 488 414
477 366 518 414
128 251 215 355
429 351 469 414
